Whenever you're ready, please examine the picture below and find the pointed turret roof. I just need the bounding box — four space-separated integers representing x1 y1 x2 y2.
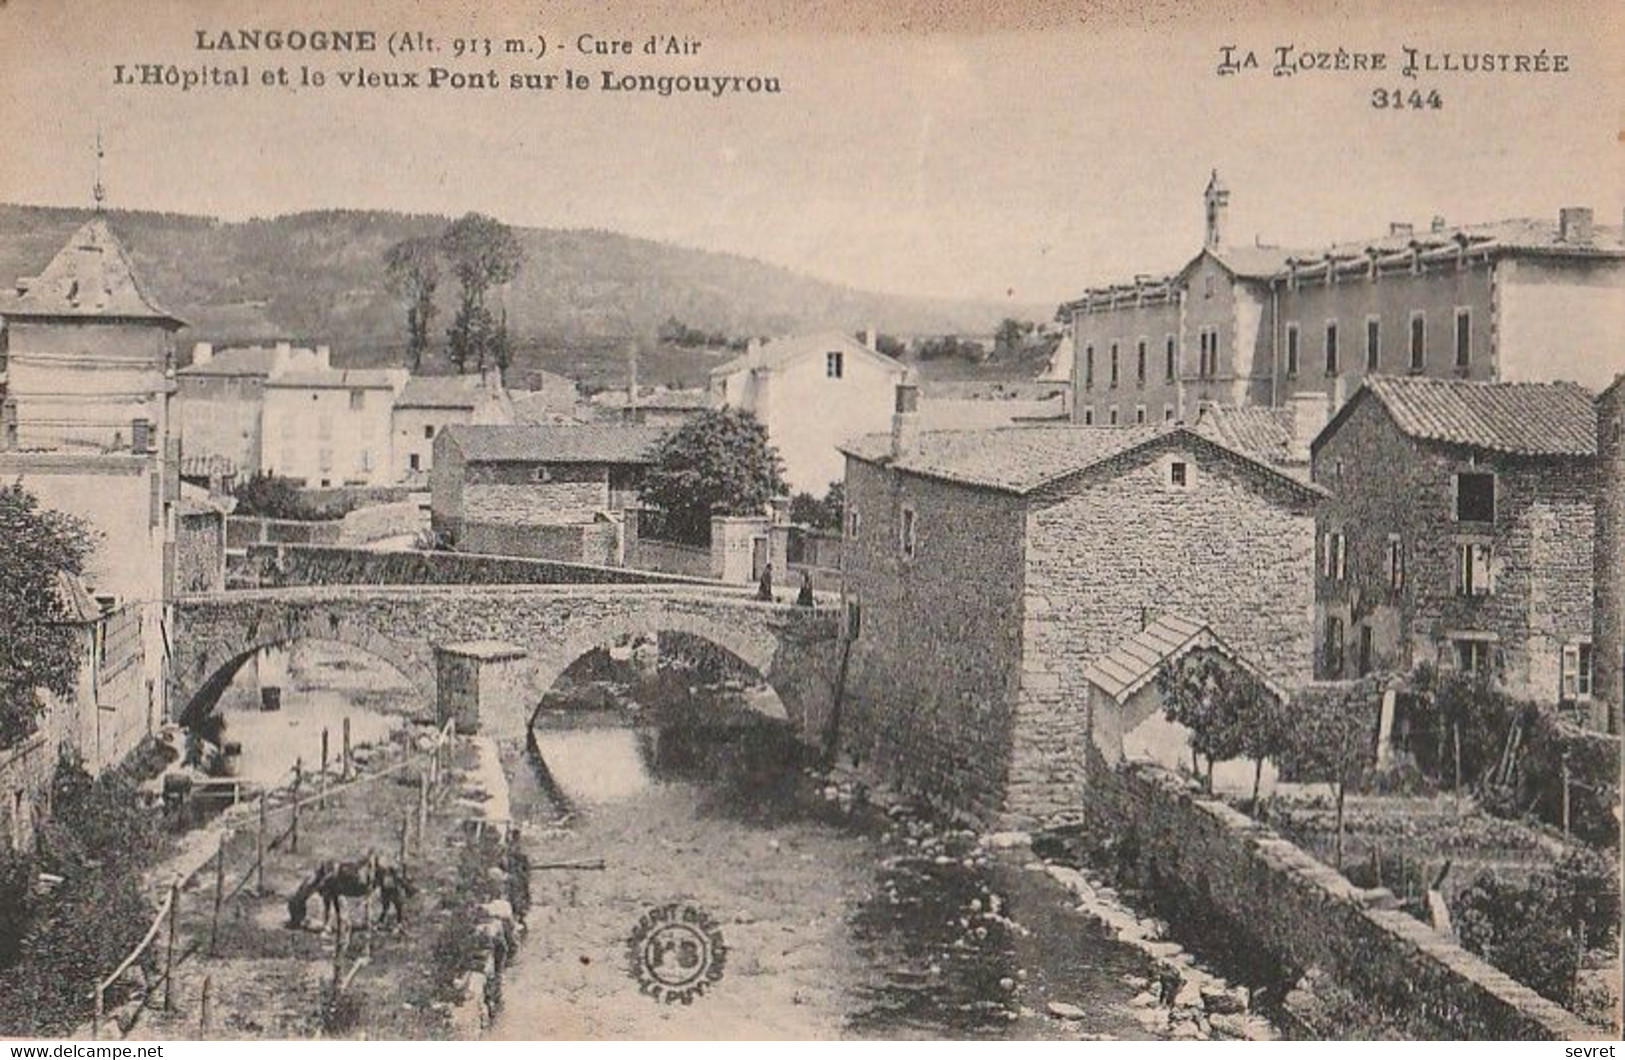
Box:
0 217 183 326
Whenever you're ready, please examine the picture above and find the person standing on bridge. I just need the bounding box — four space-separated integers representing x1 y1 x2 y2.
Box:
757 562 774 602
796 570 815 607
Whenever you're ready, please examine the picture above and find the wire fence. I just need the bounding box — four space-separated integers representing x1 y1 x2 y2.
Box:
89 717 458 1040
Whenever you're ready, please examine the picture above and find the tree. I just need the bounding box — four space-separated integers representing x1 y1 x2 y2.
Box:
441 212 524 375
232 472 314 521
788 481 844 531
1279 676 1384 867
640 408 787 545
383 236 441 371
0 484 94 747
1154 648 1283 802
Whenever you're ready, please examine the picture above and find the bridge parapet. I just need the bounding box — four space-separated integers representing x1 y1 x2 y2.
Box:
230 543 727 591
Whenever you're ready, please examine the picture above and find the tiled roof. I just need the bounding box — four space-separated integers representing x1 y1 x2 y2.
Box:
0 218 182 325
1206 245 1299 279
52 570 102 625
591 387 711 411
266 369 406 390
711 331 907 378
1193 406 1300 468
179 453 239 479
1081 612 1285 704
841 423 1323 498
443 424 668 465
1337 375 1598 457
178 346 284 377
397 375 483 408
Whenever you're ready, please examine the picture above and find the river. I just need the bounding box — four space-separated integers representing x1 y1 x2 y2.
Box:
492 708 1166 1040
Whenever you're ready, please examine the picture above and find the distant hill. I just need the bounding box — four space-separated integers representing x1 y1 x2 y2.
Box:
0 204 1049 389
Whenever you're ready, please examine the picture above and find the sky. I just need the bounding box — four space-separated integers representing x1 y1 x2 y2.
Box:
0 0 1621 305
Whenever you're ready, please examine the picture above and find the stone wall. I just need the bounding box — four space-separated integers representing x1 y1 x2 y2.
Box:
839 457 1028 823
231 543 713 590
1014 437 1318 825
0 732 54 852
176 511 226 593
1595 380 1624 727
626 536 714 579
455 521 615 566
1088 756 1599 1040
226 516 343 549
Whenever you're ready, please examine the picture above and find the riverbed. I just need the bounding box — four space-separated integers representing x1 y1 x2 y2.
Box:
491 719 1166 1040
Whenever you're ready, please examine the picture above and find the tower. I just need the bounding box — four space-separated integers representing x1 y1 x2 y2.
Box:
1203 169 1230 249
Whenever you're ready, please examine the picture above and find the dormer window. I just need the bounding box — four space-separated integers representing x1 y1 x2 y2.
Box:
826 351 844 379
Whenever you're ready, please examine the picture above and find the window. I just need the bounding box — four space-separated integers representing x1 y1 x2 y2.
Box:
1109 406 1120 426
1367 317 1381 370
1410 312 1427 372
1358 625 1374 676
409 453 421 472
900 506 917 560
1386 533 1405 590
1136 340 1147 386
1455 309 1472 370
1204 274 1215 298
1165 336 1176 381
1454 637 1494 675
1322 530 1347 581
1323 616 1346 677
1324 321 1339 376
1164 404 1176 423
360 449 372 472
1135 404 1147 424
1197 328 1221 378
826 351 844 378
1285 324 1300 378
847 508 861 537
1109 344 1120 388
1456 542 1494 596
1083 407 1095 426
424 425 435 440
844 599 862 639
349 388 366 411
1455 472 1495 523
1561 642 1594 700
531 466 554 483
1084 345 1095 389
1169 461 1189 488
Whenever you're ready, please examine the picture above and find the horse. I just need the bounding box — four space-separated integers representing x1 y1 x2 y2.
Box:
287 856 403 931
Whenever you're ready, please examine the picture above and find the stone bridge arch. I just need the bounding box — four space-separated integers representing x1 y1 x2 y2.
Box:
172 603 437 726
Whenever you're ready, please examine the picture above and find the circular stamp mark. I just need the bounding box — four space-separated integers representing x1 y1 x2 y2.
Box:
627 902 727 1004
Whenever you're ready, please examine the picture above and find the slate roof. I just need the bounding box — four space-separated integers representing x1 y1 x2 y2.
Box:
710 331 907 378
443 424 668 465
397 375 484 409
0 218 183 325
1081 612 1285 704
840 423 1324 499
1324 375 1598 457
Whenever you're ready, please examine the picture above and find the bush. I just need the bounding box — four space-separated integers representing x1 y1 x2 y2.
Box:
233 472 319 520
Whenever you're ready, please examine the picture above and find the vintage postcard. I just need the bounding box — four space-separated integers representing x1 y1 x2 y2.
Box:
0 0 1620 1044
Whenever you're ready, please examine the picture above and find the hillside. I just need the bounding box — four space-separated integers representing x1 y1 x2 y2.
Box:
0 204 1048 389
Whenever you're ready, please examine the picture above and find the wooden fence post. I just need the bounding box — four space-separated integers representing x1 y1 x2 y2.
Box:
1561 753 1572 837
163 879 180 1012
256 792 268 895
418 769 429 838
321 728 330 808
342 716 352 781
92 983 103 1041
210 831 227 954
399 812 411 863
199 974 212 1038
292 758 303 853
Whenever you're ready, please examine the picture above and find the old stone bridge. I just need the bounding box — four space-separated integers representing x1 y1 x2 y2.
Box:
171 581 842 743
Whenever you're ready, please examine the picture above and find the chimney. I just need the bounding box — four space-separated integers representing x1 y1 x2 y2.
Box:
191 341 213 367
273 340 292 374
1430 215 1447 233
891 375 921 458
863 326 878 352
1288 390 1333 462
1558 207 1594 244
1389 222 1413 238
1203 170 1230 249
315 344 332 370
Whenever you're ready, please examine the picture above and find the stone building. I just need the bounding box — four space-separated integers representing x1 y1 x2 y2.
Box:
1061 173 1625 427
261 366 407 487
837 384 1322 826
0 218 183 840
1594 375 1624 730
174 342 330 476
391 370 514 484
430 423 666 564
1311 376 1598 705
710 330 907 494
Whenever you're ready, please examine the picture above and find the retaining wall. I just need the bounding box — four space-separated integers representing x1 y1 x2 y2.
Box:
1089 757 1602 1040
